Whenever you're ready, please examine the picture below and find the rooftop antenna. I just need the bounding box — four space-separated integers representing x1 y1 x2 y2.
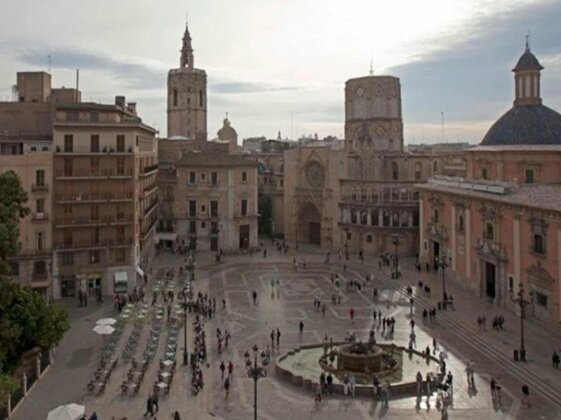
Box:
369 59 374 76
525 31 531 51
48 55 52 73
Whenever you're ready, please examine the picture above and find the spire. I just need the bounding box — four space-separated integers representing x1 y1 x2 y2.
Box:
180 19 194 69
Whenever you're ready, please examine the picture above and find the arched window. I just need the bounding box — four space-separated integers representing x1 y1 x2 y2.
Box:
458 214 465 232
415 162 422 180
361 211 368 225
173 89 178 107
350 209 358 224
392 162 398 180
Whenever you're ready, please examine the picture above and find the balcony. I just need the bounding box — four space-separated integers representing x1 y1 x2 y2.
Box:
32 271 49 281
109 215 134 225
56 237 133 251
140 184 158 198
143 200 158 217
31 183 49 192
108 168 134 179
55 145 133 155
141 164 158 177
55 216 109 228
31 212 49 222
56 193 106 203
55 170 107 180
109 192 134 202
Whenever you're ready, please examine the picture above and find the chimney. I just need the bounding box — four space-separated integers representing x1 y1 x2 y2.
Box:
115 96 125 108
127 102 137 115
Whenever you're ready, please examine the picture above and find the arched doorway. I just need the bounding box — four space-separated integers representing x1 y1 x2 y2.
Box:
298 203 321 245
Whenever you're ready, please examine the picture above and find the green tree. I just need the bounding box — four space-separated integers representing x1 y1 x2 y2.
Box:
258 194 273 236
0 171 29 271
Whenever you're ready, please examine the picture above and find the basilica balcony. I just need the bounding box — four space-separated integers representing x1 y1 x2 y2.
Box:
475 238 508 263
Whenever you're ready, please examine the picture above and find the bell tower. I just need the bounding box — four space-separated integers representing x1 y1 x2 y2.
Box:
167 20 207 140
513 37 543 107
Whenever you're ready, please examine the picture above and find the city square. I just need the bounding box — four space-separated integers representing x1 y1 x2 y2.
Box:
11 245 561 419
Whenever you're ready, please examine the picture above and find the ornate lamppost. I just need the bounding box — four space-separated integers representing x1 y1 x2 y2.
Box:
391 234 400 279
510 285 533 362
246 344 268 420
435 253 451 309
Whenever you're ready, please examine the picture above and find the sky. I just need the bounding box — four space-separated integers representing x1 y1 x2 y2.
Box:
1 0 561 144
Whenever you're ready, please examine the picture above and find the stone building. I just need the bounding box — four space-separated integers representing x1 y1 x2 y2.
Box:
418 44 561 322
52 97 158 298
284 74 436 256
157 23 259 252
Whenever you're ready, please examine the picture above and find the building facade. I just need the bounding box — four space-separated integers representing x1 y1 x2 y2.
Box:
419 45 561 322
52 97 158 298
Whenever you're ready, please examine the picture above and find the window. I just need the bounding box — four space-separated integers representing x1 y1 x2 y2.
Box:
90 157 100 175
36 232 44 250
116 157 125 175
116 135 125 152
201 204 206 213
189 171 196 184
64 134 73 152
536 292 548 308
211 222 218 234
412 210 420 227
115 248 125 262
351 209 357 224
201 221 206 229
8 262 19 276
189 200 197 217
64 205 72 216
64 231 72 246
36 198 45 214
91 135 100 153
533 234 545 254
64 157 73 176
173 89 178 107
189 221 196 234
433 161 438 174
392 162 398 180
62 252 74 266
66 112 79 122
366 234 373 243
91 204 99 221
93 227 101 244
415 162 422 181
211 200 218 218
508 276 514 291
371 211 379 226
199 90 204 107
485 222 494 241
241 199 248 216
457 214 465 232
35 169 45 186
482 168 488 180
90 112 99 123
42 146 48 151
31 146 36 152
33 261 47 278
432 209 439 224
525 169 534 184
90 250 100 264
242 172 248 183
211 172 218 186
200 173 206 181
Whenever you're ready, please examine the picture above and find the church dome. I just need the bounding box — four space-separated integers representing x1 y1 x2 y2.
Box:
481 104 561 146
480 43 561 146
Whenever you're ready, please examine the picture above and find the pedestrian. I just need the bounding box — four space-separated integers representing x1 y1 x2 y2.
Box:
299 320 304 336
416 371 423 396
152 391 159 412
432 337 438 354
521 384 530 407
446 371 453 395
252 290 257 304
465 363 475 388
220 361 225 379
173 411 181 420
315 384 322 403
224 377 230 400
410 319 415 330
350 307 355 323
227 361 234 379
553 351 560 369
409 297 414 315
276 328 281 348
490 377 496 401
143 394 154 417
321 304 326 317
326 372 333 395
270 329 275 349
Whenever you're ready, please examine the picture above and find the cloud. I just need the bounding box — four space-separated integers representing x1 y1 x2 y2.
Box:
209 80 300 94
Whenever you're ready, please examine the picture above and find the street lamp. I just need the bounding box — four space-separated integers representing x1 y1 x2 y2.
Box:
435 253 450 309
510 285 533 362
391 234 400 279
247 344 268 420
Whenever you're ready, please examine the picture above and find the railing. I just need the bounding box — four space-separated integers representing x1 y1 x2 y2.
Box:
31 184 49 192
32 271 48 281
143 200 158 217
31 213 49 222
56 192 133 202
55 216 108 226
142 164 159 174
56 237 133 250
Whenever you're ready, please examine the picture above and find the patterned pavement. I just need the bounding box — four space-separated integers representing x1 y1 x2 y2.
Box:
11 245 561 420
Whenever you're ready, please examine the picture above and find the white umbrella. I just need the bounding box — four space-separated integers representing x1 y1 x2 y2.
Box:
93 325 115 335
96 318 117 325
46 403 85 420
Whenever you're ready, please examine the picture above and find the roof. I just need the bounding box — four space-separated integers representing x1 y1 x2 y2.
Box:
419 182 561 213
480 104 561 146
176 152 259 167
513 48 544 72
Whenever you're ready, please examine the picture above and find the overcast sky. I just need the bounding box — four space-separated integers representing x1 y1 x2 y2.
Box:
1 0 560 143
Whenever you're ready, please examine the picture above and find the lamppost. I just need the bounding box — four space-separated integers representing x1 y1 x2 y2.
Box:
435 253 450 309
391 234 400 279
345 227 350 261
510 285 532 362
246 344 268 420
182 275 192 365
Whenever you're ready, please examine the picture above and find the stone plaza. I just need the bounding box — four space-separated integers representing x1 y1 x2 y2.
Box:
11 243 561 419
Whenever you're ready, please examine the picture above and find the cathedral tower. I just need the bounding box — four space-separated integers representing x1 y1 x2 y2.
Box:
344 75 403 153
167 21 207 139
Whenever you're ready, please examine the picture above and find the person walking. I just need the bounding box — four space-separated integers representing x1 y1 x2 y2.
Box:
409 297 414 315
224 377 230 400
252 290 257 304
552 351 560 369
270 329 275 350
299 320 304 337
276 328 281 348
465 364 475 388
350 307 355 323
521 384 530 407
152 392 159 413
219 361 225 379
227 361 234 380
326 372 333 395
143 394 154 417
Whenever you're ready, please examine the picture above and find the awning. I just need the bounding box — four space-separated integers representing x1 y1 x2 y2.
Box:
136 266 145 277
157 232 178 242
114 272 128 284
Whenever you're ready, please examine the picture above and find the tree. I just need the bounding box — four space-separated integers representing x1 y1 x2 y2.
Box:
258 194 273 236
0 171 29 270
